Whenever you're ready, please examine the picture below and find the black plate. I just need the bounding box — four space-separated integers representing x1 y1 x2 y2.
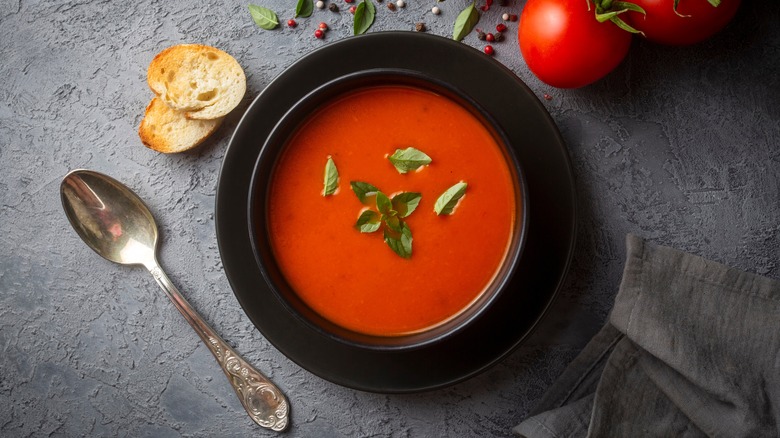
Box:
216 32 576 393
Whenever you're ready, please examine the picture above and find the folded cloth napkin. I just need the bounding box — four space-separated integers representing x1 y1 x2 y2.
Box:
514 235 780 438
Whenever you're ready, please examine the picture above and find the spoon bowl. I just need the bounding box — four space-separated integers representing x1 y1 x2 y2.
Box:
60 169 289 431
61 170 158 266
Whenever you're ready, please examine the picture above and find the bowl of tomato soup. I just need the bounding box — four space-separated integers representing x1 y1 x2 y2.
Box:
249 70 527 349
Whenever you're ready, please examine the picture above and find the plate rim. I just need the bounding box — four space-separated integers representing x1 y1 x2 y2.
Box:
216 31 577 393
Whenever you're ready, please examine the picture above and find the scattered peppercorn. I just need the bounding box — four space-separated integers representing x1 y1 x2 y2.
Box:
431 5 441 14
496 23 507 33
387 2 396 10
543 93 553 101
345 0 354 3
315 29 325 39
415 22 426 32
498 0 508 6
396 0 406 7
510 14 518 21
349 5 357 13
316 0 325 8
502 13 510 21
476 29 487 40
486 32 495 42
318 22 329 30
494 32 504 42
484 45 494 55
328 3 339 11
287 19 297 28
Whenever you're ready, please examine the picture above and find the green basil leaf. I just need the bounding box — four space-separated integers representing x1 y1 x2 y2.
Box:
391 192 422 218
452 2 479 42
295 0 313 17
353 0 376 35
388 147 432 174
385 215 403 233
434 181 468 215
350 181 379 204
376 191 393 215
249 4 279 30
323 157 339 196
384 222 412 259
355 210 381 233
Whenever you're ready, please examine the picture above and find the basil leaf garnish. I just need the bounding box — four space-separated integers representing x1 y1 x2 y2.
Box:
353 0 376 35
384 222 413 259
350 181 379 204
385 215 403 233
249 5 279 30
355 210 381 233
323 157 339 196
388 147 432 174
452 2 479 41
376 191 393 215
391 192 422 218
434 182 468 215
295 0 313 17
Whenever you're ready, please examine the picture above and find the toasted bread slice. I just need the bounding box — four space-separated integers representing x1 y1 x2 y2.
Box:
147 44 246 120
138 97 223 153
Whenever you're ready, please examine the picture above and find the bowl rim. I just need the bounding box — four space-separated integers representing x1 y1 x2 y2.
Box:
246 68 530 351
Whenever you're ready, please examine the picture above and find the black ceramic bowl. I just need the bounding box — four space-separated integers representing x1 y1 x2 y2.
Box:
216 32 575 393
247 69 529 350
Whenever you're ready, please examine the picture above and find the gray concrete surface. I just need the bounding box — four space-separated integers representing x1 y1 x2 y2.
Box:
1 0 778 436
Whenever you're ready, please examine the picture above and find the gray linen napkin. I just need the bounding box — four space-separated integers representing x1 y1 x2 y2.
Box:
514 234 780 437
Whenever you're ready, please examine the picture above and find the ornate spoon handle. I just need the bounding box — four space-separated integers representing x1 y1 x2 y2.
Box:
147 262 289 431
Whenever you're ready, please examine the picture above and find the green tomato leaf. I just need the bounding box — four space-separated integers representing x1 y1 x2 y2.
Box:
376 191 393 215
323 157 339 196
355 210 381 233
350 181 379 204
388 147 432 174
452 2 479 42
353 0 376 35
391 192 422 218
434 182 468 215
248 4 279 30
295 0 313 17
384 222 413 259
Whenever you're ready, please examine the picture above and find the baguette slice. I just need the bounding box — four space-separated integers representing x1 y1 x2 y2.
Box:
139 97 223 153
147 44 246 120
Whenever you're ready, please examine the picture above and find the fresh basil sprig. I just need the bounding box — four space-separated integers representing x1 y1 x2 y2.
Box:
353 0 376 35
388 147 432 174
352 181 419 259
452 2 479 41
434 182 467 215
295 0 314 17
323 156 339 196
248 4 279 30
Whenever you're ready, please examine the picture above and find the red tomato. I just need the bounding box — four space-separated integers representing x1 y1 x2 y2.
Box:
518 0 632 88
625 0 741 46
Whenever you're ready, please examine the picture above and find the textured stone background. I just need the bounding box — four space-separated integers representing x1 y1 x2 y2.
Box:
1 0 778 436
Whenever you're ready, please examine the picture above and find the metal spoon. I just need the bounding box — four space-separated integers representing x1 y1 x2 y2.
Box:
60 169 289 432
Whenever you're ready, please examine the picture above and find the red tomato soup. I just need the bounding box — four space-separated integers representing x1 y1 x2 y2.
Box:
266 85 517 337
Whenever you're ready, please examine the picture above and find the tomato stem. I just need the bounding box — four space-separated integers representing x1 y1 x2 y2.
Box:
591 0 646 34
